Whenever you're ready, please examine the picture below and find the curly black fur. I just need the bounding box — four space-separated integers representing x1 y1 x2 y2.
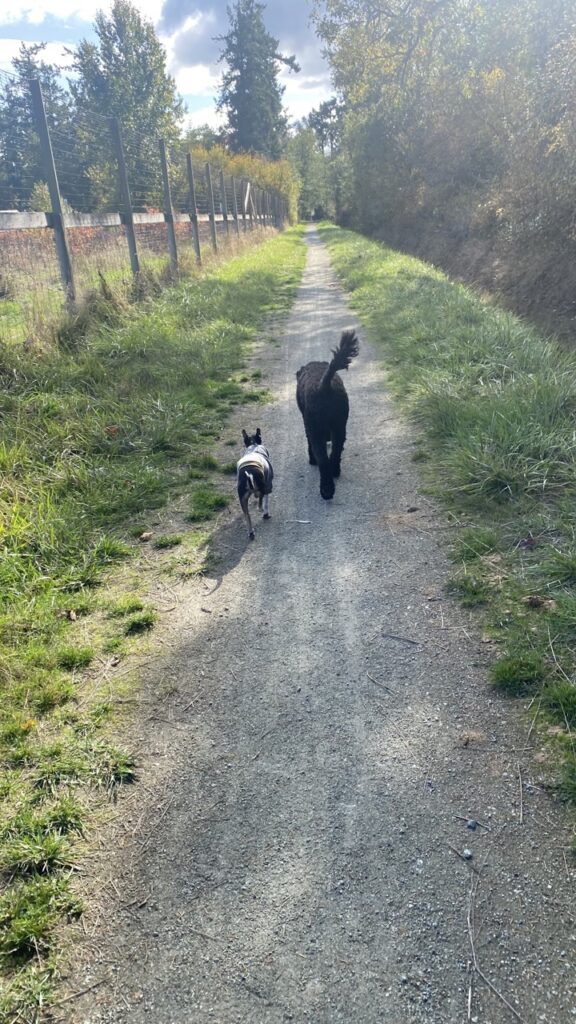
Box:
296 330 359 499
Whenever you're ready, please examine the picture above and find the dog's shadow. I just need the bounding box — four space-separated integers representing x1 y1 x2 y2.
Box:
197 505 272 593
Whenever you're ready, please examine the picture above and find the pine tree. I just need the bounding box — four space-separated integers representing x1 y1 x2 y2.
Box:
217 0 299 159
0 44 73 210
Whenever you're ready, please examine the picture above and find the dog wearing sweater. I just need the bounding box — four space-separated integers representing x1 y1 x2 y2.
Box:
296 330 359 499
236 428 274 539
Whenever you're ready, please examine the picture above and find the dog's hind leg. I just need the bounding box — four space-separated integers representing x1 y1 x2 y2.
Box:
262 493 271 519
306 433 317 465
329 424 346 479
311 439 335 500
240 491 255 539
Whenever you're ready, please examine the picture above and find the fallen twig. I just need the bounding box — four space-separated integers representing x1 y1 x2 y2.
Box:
527 698 541 743
518 764 524 824
467 875 528 1024
455 815 492 833
366 672 397 695
138 798 175 854
380 632 422 646
447 844 481 875
52 977 108 1007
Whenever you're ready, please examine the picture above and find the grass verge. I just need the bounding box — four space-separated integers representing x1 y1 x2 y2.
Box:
0 225 306 1019
319 222 576 822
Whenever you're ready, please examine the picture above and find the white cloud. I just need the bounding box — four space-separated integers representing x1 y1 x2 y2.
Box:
183 105 224 130
0 37 71 69
174 61 220 97
0 0 163 28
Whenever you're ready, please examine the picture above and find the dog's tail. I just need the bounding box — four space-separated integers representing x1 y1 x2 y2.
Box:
320 330 359 390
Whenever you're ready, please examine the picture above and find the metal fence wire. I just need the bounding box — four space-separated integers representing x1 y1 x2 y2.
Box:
0 73 288 345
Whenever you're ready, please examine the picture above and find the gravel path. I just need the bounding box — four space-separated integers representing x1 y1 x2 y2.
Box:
69 228 575 1024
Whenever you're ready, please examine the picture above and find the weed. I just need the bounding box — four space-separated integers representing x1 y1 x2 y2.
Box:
447 573 490 606
492 653 546 694
56 647 94 671
560 762 576 806
454 527 499 563
153 534 183 549
109 595 145 617
188 487 229 522
124 610 157 635
220 461 238 475
0 876 81 959
541 682 576 728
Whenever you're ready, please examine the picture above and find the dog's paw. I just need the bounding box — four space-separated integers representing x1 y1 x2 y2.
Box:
249 530 255 540
320 485 335 500
262 513 271 520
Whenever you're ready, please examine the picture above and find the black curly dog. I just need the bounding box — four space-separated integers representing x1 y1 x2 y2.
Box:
296 329 359 500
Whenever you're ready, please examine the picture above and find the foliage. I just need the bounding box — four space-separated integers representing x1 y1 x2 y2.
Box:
189 143 299 222
287 127 333 220
320 221 576 817
0 44 74 211
0 4 184 214
217 0 299 159
68 0 184 210
313 0 576 328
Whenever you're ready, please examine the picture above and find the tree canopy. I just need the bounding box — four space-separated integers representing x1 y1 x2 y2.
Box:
312 0 576 322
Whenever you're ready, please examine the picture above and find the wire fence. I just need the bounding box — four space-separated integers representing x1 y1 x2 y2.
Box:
0 71 288 345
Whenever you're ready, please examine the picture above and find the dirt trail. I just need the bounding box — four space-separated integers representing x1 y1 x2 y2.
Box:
70 229 574 1024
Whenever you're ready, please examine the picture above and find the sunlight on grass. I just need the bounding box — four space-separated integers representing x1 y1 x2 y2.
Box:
0 225 306 1017
320 221 576 824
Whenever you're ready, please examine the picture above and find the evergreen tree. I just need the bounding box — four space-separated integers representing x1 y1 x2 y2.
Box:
217 0 299 159
0 44 73 210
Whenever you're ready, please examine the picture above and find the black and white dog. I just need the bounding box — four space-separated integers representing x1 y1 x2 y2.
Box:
236 428 274 540
296 329 359 499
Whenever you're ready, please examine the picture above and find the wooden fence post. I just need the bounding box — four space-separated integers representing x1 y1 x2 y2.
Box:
205 162 218 252
219 168 230 236
29 78 76 303
240 179 248 232
159 138 178 273
186 153 202 265
231 176 240 236
110 116 140 276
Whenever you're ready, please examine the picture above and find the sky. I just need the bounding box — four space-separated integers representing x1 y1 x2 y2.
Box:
0 0 332 129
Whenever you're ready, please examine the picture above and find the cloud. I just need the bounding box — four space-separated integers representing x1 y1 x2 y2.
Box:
0 36 72 69
161 0 324 72
161 0 332 124
0 0 163 28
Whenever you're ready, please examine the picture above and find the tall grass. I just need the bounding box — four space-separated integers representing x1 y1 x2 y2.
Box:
0 226 306 1019
319 223 576 817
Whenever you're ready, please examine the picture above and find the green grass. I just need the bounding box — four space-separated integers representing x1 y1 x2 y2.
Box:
319 222 576 811
124 610 157 635
0 225 306 1017
188 486 229 522
153 534 183 549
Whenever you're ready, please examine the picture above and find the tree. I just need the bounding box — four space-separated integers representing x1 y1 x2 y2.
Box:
69 0 184 208
0 44 73 210
217 0 299 159
287 126 332 220
308 99 343 156
184 124 223 150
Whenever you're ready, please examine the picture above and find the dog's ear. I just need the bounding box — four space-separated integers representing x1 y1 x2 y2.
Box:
255 428 262 443
242 429 250 446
